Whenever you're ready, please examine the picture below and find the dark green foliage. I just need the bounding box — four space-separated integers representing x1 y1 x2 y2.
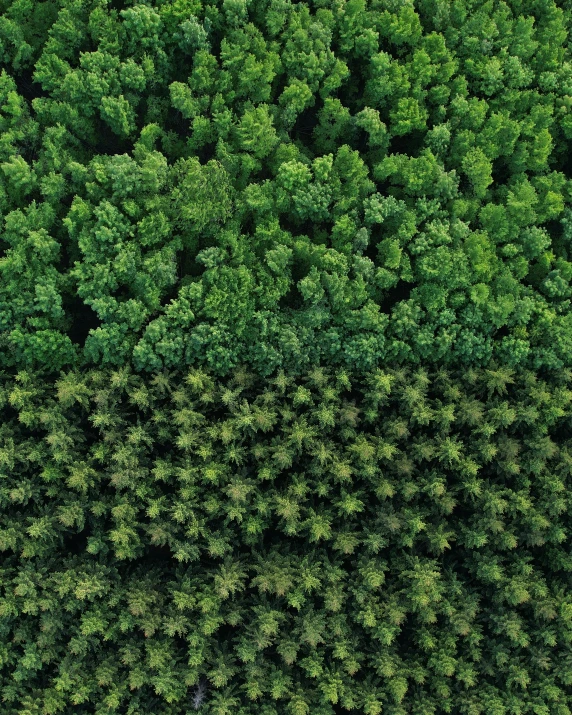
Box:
1 364 572 714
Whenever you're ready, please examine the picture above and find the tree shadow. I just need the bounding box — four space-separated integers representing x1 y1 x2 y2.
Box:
14 68 50 102
387 129 426 158
379 279 413 313
61 526 91 556
64 298 101 347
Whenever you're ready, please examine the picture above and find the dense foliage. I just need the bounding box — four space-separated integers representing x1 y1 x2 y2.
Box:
2 364 572 715
2 0 572 713
2 0 572 374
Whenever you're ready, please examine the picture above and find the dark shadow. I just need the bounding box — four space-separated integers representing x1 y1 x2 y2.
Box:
456 173 472 199
546 219 567 259
142 94 170 129
180 254 204 281
338 59 367 113
546 218 564 240
491 156 511 186
238 215 256 246
14 68 50 103
548 407 572 440
144 543 174 561
56 235 79 274
527 542 570 582
196 143 216 164
61 529 90 556
209 622 242 649
290 257 311 285
549 142 570 177
292 103 321 146
64 299 101 346
387 129 426 158
163 104 222 162
111 285 131 302
165 107 193 141
279 216 315 238
123 543 175 572
158 281 182 309
363 225 383 262
353 126 371 156
379 279 412 313
88 118 134 157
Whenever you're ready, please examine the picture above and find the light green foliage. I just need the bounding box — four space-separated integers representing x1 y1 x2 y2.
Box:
169 156 234 236
170 80 200 119
278 78 315 129
1 153 36 197
100 94 136 138
1 0 571 375
275 157 329 222
461 146 493 199
374 149 459 199
236 103 279 158
177 21 209 61
354 107 388 150
377 3 423 48
220 23 282 104
312 98 354 154
389 96 428 135
364 50 411 109
120 4 162 54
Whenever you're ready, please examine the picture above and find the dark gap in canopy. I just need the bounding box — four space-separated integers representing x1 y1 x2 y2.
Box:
387 128 426 158
379 279 413 313
64 298 101 347
14 67 50 103
61 526 91 556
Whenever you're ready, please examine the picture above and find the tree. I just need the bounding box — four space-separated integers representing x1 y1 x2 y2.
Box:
169 157 234 239
236 103 279 159
461 146 493 199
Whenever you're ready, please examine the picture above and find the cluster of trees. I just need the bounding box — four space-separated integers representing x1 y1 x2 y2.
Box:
2 0 572 712
1 363 572 714
1 0 572 374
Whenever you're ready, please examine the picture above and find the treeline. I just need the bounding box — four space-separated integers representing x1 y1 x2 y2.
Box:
1 363 572 714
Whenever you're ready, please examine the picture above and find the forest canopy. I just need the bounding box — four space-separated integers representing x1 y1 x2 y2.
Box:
1 0 572 713
1 0 572 374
